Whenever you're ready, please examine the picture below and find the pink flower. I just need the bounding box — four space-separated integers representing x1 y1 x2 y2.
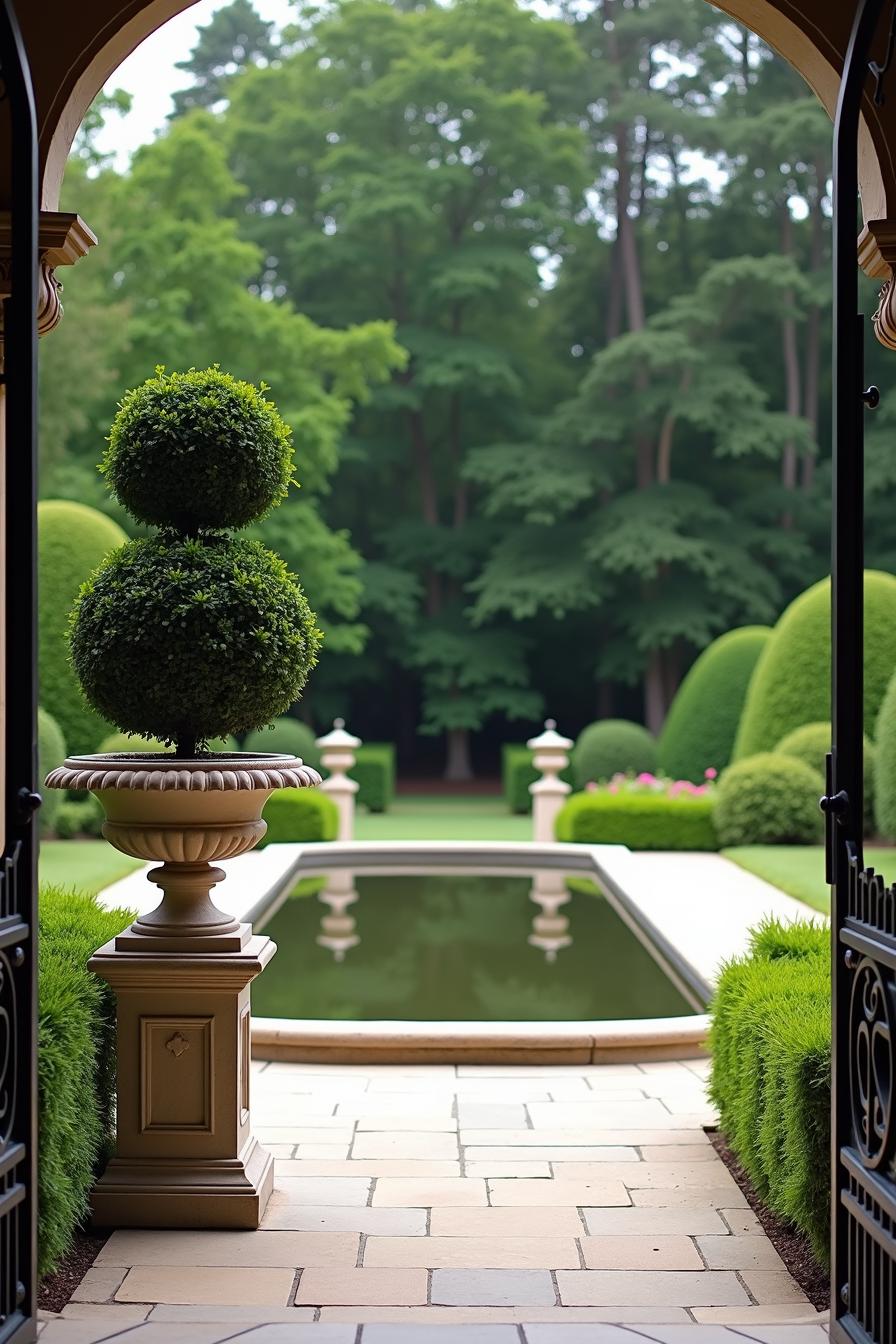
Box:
637 772 656 784
608 783 618 794
585 780 597 793
704 767 717 780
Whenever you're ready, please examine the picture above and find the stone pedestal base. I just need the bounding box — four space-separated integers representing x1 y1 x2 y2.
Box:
88 934 276 1229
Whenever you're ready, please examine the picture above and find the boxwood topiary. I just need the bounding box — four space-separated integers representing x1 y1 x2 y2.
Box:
243 717 322 770
70 369 322 757
258 788 338 844
658 627 771 782
734 571 896 759
37 708 67 836
714 752 824 846
102 367 294 532
38 500 127 752
571 719 656 788
776 721 875 835
873 666 896 840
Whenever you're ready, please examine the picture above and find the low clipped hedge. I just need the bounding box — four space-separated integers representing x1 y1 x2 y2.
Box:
351 743 395 813
38 707 67 837
555 790 718 850
259 788 339 844
503 744 573 814
776 721 875 836
709 919 830 1264
55 795 104 839
38 886 133 1275
714 752 824 846
243 717 322 770
571 719 657 788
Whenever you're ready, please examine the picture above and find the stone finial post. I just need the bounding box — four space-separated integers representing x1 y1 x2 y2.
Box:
527 719 573 843
316 718 361 843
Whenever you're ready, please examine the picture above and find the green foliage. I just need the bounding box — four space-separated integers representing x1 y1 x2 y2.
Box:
555 790 718 851
777 721 875 835
571 720 657 789
98 731 169 753
38 886 133 1275
502 743 572 814
71 533 321 752
243 717 322 769
658 627 770 782
103 367 294 531
872 667 896 840
714 752 824 846
259 787 339 844
38 500 127 752
709 919 830 1263
735 573 896 758
351 743 396 813
38 708 67 836
54 795 104 839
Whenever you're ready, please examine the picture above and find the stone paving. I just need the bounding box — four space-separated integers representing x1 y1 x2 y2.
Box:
40 1059 829 1342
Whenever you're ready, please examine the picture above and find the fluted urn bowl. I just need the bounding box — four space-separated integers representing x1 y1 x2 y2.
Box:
45 752 322 951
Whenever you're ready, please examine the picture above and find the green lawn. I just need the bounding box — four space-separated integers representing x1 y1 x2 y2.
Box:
39 840 143 896
355 794 529 842
722 844 896 914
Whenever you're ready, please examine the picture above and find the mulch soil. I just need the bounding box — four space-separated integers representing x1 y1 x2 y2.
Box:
708 1128 829 1312
37 1229 107 1315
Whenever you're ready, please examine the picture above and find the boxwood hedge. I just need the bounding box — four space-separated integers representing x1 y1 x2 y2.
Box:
259 787 339 844
555 789 718 850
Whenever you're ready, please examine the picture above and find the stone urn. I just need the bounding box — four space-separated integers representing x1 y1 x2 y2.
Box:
46 751 321 952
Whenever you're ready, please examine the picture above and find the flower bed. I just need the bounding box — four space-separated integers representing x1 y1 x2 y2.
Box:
555 771 718 850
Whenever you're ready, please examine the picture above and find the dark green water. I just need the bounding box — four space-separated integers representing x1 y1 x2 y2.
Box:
252 872 691 1021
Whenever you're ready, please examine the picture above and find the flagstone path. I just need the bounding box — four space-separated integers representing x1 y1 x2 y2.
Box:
41 1058 829 1342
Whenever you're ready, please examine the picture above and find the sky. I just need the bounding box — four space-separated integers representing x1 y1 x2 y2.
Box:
94 0 295 167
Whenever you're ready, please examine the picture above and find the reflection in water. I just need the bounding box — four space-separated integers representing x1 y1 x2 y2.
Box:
254 870 692 1023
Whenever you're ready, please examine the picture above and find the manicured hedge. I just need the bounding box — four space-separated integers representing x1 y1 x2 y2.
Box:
555 790 718 850
734 571 896 759
658 627 770 782
503 743 573 814
38 500 127 754
243 717 322 770
714 752 824 846
709 919 830 1264
571 719 657 788
874 667 896 840
55 795 104 839
351 743 395 813
777 721 875 836
38 707 67 837
38 885 133 1275
259 787 339 844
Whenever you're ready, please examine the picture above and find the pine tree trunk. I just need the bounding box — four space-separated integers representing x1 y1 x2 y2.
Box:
444 727 473 782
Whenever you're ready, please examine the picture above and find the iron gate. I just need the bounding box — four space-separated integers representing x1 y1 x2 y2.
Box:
0 0 40 1339
829 1 896 1340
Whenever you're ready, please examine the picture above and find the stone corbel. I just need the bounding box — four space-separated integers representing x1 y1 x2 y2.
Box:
859 219 896 350
0 210 96 341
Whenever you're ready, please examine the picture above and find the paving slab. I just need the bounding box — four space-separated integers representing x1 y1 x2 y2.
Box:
430 1268 556 1306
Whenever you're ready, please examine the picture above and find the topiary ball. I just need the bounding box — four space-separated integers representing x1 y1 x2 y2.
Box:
243 717 322 770
776 721 876 836
70 533 322 753
571 719 656 788
38 707 67 836
714 752 825 847
102 367 294 531
874 667 896 841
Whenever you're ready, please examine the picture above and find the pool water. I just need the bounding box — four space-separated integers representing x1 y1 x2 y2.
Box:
252 871 692 1022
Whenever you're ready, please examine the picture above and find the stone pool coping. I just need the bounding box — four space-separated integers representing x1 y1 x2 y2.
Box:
99 840 819 1064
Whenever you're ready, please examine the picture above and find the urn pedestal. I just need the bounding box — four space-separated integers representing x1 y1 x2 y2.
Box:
46 752 320 1229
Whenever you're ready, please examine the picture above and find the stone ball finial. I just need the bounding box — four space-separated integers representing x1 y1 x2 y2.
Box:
334 717 345 729
545 718 556 730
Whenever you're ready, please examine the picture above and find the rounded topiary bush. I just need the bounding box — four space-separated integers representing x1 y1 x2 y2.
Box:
658 627 771 782
714 752 825 846
102 367 294 531
38 500 127 752
243 717 321 769
72 534 320 752
38 708 67 836
571 719 656 788
873 667 896 840
734 571 896 759
259 788 338 844
776 721 876 835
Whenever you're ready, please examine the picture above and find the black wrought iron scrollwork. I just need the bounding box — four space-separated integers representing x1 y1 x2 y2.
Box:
850 958 896 1168
870 2 896 103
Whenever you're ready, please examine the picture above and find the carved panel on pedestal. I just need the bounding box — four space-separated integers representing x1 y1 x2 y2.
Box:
140 1016 214 1134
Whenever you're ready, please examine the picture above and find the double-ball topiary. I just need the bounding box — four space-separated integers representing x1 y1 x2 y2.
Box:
70 368 322 758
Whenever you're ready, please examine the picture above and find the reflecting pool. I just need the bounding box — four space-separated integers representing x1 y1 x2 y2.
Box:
252 869 692 1022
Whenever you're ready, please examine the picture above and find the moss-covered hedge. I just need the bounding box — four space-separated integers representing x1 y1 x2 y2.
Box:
243 717 322 770
709 919 830 1264
555 789 718 850
734 571 896 759
259 787 339 844
37 707 67 836
571 719 656 788
38 500 127 753
714 752 824 846
38 886 133 1275
658 627 770 782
